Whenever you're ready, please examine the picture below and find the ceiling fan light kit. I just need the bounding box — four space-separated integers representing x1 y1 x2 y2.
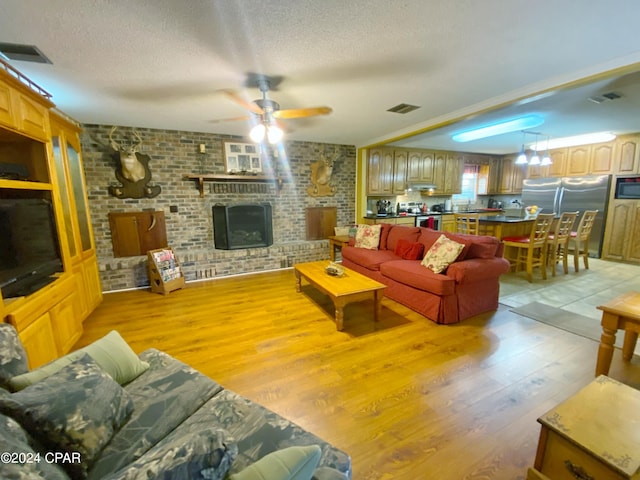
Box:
218 73 332 145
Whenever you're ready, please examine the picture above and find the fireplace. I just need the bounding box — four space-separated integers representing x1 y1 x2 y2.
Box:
212 203 273 250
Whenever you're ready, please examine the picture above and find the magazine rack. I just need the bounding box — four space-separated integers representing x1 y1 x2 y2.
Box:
147 248 185 295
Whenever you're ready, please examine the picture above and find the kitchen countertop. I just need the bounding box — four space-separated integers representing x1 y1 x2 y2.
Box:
364 209 505 219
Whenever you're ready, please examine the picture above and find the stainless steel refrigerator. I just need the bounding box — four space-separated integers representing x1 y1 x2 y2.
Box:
521 175 611 257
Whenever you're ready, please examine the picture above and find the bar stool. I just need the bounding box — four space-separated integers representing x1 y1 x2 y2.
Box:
569 210 598 272
454 212 479 235
502 213 555 282
546 211 578 276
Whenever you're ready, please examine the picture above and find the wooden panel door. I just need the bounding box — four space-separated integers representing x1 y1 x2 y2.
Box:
547 149 567 177
590 143 614 174
566 146 590 176
392 149 408 193
616 138 640 174
602 201 634 261
109 211 167 257
305 206 337 240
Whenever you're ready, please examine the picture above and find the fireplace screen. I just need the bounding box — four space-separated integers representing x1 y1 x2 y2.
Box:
212 203 273 250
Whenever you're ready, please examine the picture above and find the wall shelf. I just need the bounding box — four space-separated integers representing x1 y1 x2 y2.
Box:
184 174 287 197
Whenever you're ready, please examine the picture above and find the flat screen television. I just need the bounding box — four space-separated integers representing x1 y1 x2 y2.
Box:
0 197 64 299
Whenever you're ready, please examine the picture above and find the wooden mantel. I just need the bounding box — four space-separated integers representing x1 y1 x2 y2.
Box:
184 174 288 197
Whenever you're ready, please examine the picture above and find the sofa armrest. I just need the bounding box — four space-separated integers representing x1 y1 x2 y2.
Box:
446 257 510 284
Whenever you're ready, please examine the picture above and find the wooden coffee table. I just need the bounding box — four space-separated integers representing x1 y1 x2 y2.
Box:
294 260 386 331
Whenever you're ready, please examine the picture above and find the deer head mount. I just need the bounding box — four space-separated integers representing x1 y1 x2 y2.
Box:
107 126 160 199
307 147 340 197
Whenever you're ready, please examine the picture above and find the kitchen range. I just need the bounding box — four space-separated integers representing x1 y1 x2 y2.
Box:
397 201 442 230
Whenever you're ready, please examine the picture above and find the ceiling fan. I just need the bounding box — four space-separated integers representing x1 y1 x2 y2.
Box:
214 73 332 143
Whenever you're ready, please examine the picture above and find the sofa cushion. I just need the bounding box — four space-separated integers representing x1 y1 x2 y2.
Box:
341 246 400 271
88 349 224 480
466 241 499 259
421 234 465 273
380 260 456 296
394 238 424 260
0 354 133 479
354 224 382 249
0 324 29 390
377 223 393 250
103 428 237 480
178 389 351 477
386 226 421 253
0 412 69 480
9 330 149 391
229 445 322 480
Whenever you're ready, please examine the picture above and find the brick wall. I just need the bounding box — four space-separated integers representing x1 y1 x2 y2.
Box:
80 124 356 291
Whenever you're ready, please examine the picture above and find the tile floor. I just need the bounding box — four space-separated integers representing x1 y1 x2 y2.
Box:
499 257 640 320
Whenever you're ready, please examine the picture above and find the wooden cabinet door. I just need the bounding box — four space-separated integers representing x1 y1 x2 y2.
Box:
50 291 81 355
444 154 464 194
305 207 337 240
499 156 524 193
547 149 567 177
433 152 446 194
0 82 15 130
16 312 58 369
566 146 590 176
392 149 408 193
602 201 635 261
616 138 640 174
590 143 615 174
627 202 640 263
407 150 435 184
109 211 167 257
367 148 394 195
15 92 49 141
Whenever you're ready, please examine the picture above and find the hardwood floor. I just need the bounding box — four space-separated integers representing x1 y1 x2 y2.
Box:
77 268 640 479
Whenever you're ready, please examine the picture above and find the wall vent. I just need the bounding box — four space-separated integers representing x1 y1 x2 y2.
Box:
0 43 52 64
387 103 420 114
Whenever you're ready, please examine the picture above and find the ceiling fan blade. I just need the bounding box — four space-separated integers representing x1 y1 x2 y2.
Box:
221 89 264 115
209 115 251 124
273 106 332 119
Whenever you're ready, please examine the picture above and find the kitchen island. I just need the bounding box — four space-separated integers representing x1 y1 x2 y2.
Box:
477 215 535 239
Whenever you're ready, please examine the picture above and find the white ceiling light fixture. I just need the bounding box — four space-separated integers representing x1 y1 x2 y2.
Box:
515 131 528 165
533 132 617 151
541 136 552 166
529 134 541 166
452 114 544 142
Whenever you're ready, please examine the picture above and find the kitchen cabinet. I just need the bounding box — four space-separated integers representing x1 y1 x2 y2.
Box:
546 148 568 177
433 152 463 194
499 155 525 193
616 135 640 174
367 148 394 195
407 150 435 184
392 149 408 193
602 200 640 263
440 214 455 233
565 144 614 176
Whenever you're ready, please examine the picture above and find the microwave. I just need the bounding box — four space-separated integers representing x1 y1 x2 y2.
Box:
615 176 640 199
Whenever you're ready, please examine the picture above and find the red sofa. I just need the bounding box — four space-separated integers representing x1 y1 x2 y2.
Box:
341 225 510 324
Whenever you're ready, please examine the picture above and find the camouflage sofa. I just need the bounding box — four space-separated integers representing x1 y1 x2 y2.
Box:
0 326 351 479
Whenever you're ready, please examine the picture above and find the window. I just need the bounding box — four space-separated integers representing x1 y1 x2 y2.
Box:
452 165 479 203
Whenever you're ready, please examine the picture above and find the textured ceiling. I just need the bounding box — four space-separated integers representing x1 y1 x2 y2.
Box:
1 0 640 153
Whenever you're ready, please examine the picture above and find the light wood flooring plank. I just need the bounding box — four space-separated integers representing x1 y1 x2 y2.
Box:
77 268 640 479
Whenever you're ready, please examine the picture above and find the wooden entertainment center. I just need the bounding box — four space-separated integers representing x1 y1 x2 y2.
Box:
0 59 102 367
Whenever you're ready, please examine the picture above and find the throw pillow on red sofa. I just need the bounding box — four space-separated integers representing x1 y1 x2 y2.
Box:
394 238 424 260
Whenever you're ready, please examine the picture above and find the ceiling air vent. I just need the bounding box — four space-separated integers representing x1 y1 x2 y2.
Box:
0 43 52 64
387 103 420 114
588 91 622 104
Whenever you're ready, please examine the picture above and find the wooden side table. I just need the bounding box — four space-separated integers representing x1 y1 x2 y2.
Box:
532 375 640 479
595 291 640 376
328 235 350 261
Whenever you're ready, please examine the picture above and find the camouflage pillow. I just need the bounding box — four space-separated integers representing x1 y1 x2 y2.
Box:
0 323 29 389
0 412 68 480
0 353 133 479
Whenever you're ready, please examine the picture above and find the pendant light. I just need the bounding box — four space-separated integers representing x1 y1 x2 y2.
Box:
515 131 528 165
529 134 541 166
541 136 552 166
